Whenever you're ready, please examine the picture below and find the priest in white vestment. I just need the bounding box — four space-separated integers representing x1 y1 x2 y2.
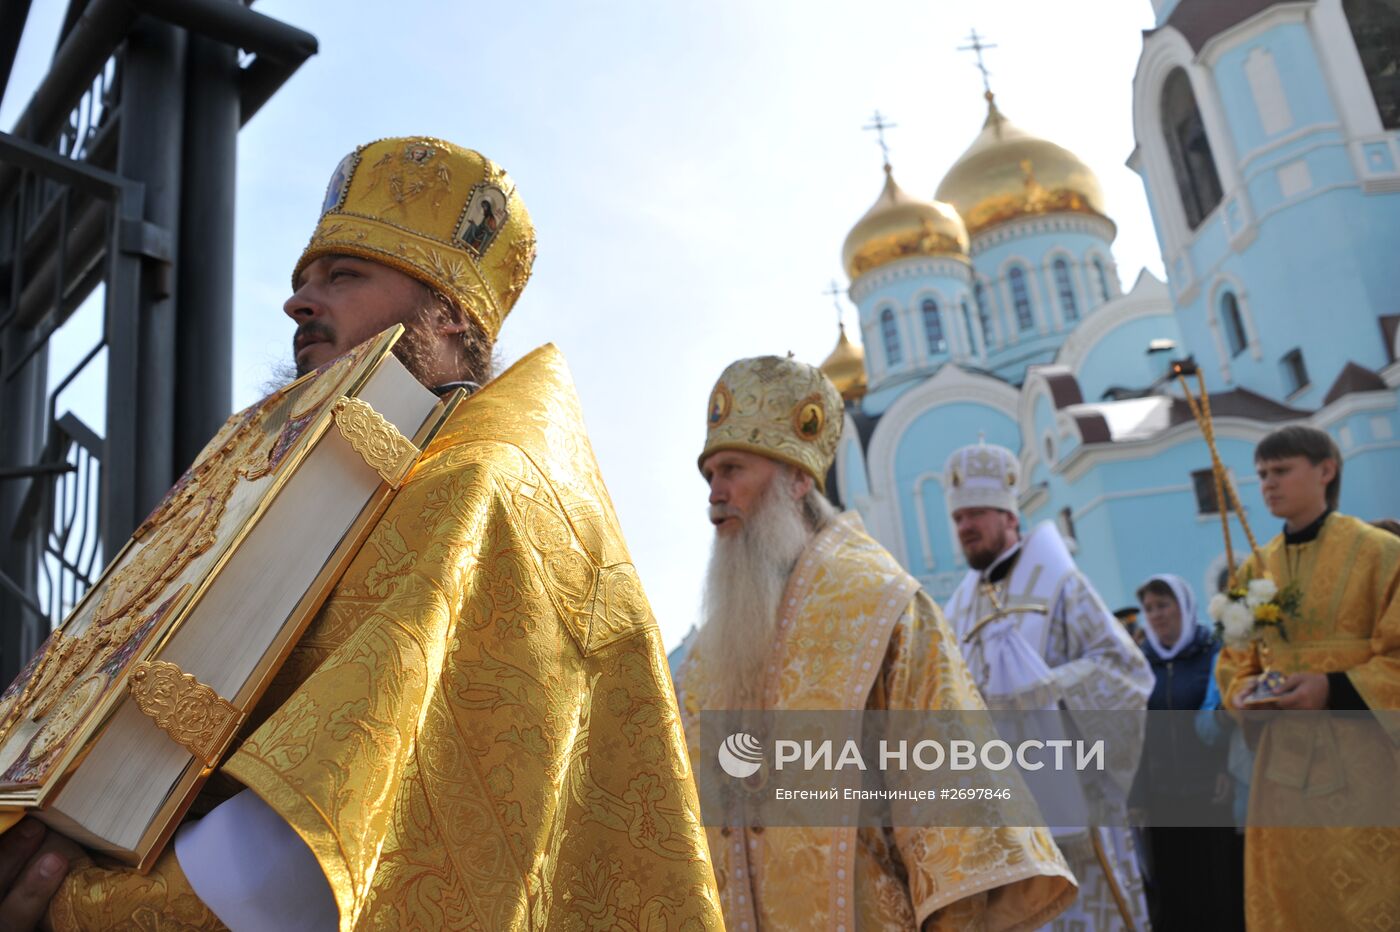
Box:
942 442 1154 932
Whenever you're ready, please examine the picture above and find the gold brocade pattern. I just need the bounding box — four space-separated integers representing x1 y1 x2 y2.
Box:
678 513 1075 931
330 396 419 488
295 138 535 341
219 345 721 931
127 661 244 767
47 850 225 931
1215 513 1400 930
699 356 843 491
0 338 380 789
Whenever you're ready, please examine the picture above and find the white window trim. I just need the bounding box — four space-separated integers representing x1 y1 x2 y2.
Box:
998 255 1047 339
1044 249 1083 329
871 302 901 377
975 275 1004 351
1208 274 1263 363
1133 27 1244 261
912 287 952 361
1085 248 1115 306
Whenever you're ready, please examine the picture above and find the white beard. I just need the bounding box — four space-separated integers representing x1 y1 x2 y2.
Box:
693 475 814 709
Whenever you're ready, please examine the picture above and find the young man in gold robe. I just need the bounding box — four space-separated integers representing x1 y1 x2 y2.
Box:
0 137 721 930
1218 424 1400 930
675 355 1076 931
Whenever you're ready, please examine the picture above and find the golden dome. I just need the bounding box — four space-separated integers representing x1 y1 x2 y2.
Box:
935 96 1111 238
842 165 969 280
820 323 868 402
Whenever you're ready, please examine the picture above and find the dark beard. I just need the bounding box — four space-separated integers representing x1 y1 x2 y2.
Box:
271 303 446 393
261 359 300 396
964 532 1010 571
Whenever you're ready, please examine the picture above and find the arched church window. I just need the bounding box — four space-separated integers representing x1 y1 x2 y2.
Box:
961 299 977 355
1162 68 1224 229
974 281 996 347
880 307 902 366
1221 291 1247 357
1092 256 1111 303
1053 259 1079 322
1008 265 1034 331
921 298 945 355
1345 0 1400 129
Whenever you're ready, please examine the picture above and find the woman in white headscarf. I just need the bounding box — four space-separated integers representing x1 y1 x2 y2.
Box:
1134 573 1243 931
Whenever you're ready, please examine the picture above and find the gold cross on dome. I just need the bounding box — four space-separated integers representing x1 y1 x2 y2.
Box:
958 28 999 97
823 280 845 328
862 110 898 168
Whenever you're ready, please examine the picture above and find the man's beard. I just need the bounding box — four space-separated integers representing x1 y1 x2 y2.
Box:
692 474 815 709
963 526 1012 571
273 301 450 390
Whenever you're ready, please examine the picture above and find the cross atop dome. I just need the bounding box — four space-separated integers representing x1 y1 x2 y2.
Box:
822 279 846 330
862 110 898 171
958 28 999 104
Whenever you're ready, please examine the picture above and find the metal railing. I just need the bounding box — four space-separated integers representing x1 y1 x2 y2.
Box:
0 0 315 680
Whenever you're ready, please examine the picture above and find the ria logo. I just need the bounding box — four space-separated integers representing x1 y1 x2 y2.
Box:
718 732 763 778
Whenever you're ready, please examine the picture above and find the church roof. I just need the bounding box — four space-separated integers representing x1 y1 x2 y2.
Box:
1167 387 1311 427
1380 315 1400 363
935 96 1111 238
1154 0 1282 52
819 324 868 401
1323 362 1389 406
842 165 968 279
1067 387 1311 446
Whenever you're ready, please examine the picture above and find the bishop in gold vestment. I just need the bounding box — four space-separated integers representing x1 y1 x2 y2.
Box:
1216 510 1400 932
678 356 1075 931
37 138 722 930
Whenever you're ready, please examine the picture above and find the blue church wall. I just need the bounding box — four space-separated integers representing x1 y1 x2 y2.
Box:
839 432 870 503
1324 402 1400 521
1176 187 1400 406
1241 134 1353 216
1211 25 1337 158
853 260 973 396
988 336 1063 386
1051 432 1270 609
973 229 1115 344
1069 313 1183 402
888 402 1018 576
860 373 920 417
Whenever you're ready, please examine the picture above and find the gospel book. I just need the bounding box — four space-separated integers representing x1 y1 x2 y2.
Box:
0 325 459 868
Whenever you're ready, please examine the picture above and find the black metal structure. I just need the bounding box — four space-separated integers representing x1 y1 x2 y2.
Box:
0 1 316 680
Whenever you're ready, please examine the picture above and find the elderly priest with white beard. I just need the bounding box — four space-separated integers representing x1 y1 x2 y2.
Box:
673 355 1076 931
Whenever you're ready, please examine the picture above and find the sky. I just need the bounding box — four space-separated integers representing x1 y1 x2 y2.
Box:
5 0 1164 649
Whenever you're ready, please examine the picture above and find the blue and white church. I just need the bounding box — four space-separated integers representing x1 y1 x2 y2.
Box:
821 0 1400 610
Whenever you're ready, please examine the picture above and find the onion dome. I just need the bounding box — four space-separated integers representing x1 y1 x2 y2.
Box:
935 94 1110 238
820 323 868 402
842 165 969 280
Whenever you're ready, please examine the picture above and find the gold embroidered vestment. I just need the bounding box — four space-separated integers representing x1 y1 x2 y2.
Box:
49 345 722 931
678 513 1075 931
1217 512 1400 931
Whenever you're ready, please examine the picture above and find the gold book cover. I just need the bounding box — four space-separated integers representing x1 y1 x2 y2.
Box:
0 324 457 867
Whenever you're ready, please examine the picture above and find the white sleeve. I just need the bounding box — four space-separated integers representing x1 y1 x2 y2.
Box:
174 788 338 931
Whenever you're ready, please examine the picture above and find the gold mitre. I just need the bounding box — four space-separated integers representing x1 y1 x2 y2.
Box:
294 136 536 341
699 355 843 491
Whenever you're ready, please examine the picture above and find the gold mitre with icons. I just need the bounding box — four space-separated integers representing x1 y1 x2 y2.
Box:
943 440 1021 516
699 355 843 492
0 326 458 868
296 136 536 341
